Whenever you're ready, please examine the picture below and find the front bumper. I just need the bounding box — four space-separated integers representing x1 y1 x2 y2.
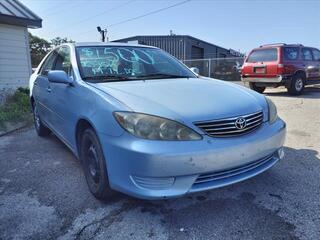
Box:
98 119 286 199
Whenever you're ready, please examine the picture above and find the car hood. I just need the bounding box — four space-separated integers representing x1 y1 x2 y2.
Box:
92 78 268 124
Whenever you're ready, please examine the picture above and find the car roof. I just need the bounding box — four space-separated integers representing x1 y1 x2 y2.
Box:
258 43 304 49
72 42 158 49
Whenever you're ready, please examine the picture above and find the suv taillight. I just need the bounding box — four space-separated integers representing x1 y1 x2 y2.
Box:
277 64 284 74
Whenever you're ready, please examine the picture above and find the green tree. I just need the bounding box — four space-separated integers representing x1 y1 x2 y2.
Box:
29 33 51 67
50 37 75 47
29 33 75 67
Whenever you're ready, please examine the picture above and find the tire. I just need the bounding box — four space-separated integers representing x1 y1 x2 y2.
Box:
80 128 115 200
33 101 51 137
287 73 305 95
249 82 266 93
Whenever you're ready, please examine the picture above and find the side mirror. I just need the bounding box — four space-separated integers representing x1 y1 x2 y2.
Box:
190 67 199 75
48 70 73 85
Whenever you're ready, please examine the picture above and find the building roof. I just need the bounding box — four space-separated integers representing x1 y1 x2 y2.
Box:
114 35 228 50
0 0 42 28
74 42 157 48
114 35 244 57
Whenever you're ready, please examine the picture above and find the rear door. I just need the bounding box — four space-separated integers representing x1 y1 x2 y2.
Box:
244 48 279 77
301 47 317 79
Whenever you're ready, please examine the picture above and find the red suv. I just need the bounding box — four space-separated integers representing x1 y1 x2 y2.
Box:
241 43 320 95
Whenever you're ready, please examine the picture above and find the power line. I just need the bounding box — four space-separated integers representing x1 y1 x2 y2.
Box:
40 1 76 15
107 0 191 28
74 0 191 38
47 0 136 37
68 0 136 27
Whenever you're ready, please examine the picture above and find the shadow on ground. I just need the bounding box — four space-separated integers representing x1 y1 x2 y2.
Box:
264 85 320 99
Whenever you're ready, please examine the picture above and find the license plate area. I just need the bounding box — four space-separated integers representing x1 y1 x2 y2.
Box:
254 66 266 74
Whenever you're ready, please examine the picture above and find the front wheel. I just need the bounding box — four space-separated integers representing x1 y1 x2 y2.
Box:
287 74 305 95
80 128 115 200
249 82 266 93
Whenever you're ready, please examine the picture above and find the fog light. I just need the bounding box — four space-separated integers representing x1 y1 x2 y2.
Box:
131 175 175 190
278 148 284 160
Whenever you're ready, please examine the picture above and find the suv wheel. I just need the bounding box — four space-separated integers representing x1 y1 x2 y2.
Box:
80 128 115 200
287 73 305 95
33 102 51 137
249 82 266 94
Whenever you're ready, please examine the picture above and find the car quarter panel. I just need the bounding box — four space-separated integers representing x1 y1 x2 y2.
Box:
56 81 128 152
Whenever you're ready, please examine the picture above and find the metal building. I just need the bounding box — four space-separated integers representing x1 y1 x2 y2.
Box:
113 35 241 60
113 35 243 77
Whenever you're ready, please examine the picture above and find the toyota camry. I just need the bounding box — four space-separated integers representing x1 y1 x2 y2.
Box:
29 42 286 200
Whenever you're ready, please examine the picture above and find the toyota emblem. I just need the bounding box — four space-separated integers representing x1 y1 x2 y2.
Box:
235 117 247 130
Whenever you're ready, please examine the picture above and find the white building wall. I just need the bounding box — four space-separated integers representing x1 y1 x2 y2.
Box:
0 23 31 93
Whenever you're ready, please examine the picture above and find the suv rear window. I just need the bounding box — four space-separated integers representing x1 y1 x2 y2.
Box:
283 47 299 60
247 48 278 63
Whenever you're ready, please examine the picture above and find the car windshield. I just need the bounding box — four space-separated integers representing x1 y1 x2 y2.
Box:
76 46 195 82
247 48 278 63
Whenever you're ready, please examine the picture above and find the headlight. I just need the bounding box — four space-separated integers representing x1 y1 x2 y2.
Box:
266 97 278 124
114 112 202 140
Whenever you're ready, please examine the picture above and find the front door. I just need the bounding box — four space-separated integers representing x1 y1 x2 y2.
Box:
301 48 318 79
48 46 76 147
311 48 320 79
33 51 57 126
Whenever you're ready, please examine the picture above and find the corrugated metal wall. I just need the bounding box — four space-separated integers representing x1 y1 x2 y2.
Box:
114 35 236 61
137 36 186 60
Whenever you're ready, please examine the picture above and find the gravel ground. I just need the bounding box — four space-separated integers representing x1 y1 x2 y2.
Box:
0 85 319 240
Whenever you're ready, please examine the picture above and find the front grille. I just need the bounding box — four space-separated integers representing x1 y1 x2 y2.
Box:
193 153 274 186
194 111 263 137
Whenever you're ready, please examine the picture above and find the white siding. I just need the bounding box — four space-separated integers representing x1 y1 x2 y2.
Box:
0 23 32 90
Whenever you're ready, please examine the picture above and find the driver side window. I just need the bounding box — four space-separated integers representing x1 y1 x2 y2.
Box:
39 51 57 76
54 47 73 77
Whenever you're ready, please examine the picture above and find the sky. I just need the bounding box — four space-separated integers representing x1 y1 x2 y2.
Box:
22 0 320 54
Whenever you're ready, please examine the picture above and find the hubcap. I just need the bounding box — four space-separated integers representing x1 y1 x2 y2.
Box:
87 144 100 183
295 78 303 91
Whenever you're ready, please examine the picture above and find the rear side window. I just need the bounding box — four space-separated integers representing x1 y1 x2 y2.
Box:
302 48 313 60
283 47 299 60
312 49 320 61
247 48 278 63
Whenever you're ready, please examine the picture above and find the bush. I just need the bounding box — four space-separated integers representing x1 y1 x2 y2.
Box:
0 88 31 127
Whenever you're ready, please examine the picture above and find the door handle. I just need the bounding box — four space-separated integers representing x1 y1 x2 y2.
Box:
47 87 52 93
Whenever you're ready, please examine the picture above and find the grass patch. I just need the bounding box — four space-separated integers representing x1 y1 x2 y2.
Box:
0 88 32 128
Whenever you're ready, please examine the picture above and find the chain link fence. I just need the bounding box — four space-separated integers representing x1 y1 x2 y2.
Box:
182 57 245 81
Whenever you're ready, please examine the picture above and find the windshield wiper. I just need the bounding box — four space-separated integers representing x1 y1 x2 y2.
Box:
82 75 134 82
136 73 191 79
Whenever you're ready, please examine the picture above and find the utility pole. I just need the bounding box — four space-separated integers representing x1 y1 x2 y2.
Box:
97 26 107 42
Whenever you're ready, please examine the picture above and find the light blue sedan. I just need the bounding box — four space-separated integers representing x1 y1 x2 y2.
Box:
29 42 286 200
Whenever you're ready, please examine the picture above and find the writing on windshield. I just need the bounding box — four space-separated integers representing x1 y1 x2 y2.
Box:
76 46 194 80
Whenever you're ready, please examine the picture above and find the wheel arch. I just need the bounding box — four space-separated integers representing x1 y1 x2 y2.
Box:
294 70 306 79
30 96 35 110
75 118 99 157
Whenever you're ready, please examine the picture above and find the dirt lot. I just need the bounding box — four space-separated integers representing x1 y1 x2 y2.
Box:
0 85 319 240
